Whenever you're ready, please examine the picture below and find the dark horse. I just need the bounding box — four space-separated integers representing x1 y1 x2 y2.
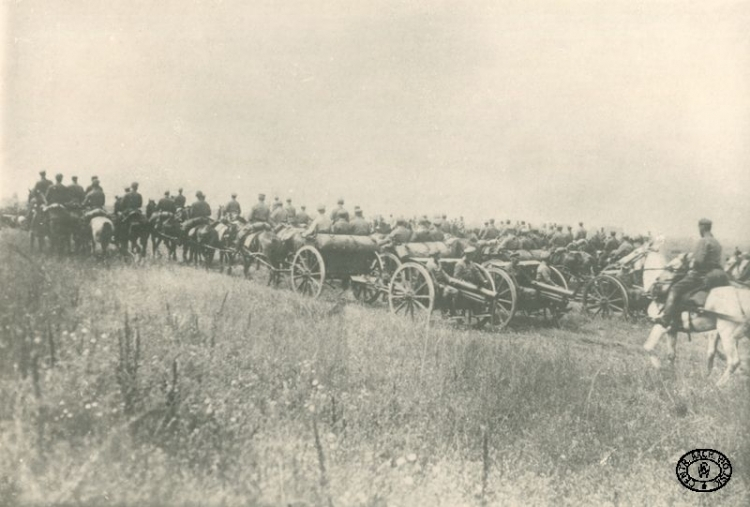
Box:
28 192 48 253
45 204 78 256
150 211 183 259
116 209 151 257
182 219 220 267
237 223 288 285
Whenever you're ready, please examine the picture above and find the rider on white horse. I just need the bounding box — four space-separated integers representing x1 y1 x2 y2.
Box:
654 218 724 329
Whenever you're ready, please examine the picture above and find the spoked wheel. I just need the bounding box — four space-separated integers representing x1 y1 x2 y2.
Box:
290 246 326 298
388 263 435 322
485 267 518 330
582 274 629 318
548 265 568 290
352 254 384 304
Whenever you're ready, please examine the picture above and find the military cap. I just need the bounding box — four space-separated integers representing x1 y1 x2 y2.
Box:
317 204 326 212
286 198 292 203
164 191 170 196
337 198 344 205
39 170 46 176
92 175 98 180
55 173 63 181
699 218 712 226
300 205 306 209
196 190 204 198
72 176 78 181
131 182 139 188
354 205 361 211
124 187 130 192
464 246 477 255
258 193 266 200
231 193 237 198
178 187 183 192
489 218 495 223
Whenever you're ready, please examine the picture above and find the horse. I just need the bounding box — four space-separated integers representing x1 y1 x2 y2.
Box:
45 204 77 256
190 222 220 267
643 253 750 386
237 223 286 284
28 194 48 253
214 217 245 272
150 211 183 259
725 251 750 283
90 215 114 255
115 209 151 257
145 199 157 219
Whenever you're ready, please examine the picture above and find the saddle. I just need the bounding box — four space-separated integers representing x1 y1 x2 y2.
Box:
83 208 109 222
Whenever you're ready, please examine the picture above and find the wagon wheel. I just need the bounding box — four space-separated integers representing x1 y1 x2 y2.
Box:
290 246 326 298
582 274 629 318
352 254 384 304
469 265 500 330
388 262 435 322
486 267 518 330
378 252 402 301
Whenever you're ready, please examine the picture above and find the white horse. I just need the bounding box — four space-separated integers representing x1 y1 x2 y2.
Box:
725 251 750 282
90 216 114 255
643 253 750 386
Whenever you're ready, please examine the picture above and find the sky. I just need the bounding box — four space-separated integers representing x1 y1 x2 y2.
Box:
2 0 749 243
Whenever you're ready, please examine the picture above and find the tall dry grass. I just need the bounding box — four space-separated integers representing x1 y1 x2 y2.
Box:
0 230 748 506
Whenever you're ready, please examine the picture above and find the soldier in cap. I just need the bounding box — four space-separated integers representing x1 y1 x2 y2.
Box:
174 188 186 209
656 219 724 329
224 193 242 219
296 205 311 227
330 198 349 223
67 176 85 205
190 191 212 218
411 217 432 242
249 193 270 223
82 179 105 208
440 214 451 234
454 246 483 287
575 222 587 240
304 204 332 236
604 230 619 254
535 251 554 285
284 198 297 224
480 219 499 240
609 235 634 262
157 190 177 213
121 182 143 211
270 201 289 226
84 176 101 195
33 170 53 199
387 218 412 243
350 206 372 236
45 174 69 205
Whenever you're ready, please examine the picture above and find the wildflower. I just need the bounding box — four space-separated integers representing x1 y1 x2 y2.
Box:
395 457 406 467
403 476 414 486
406 453 417 463
81 328 89 334
85 403 91 410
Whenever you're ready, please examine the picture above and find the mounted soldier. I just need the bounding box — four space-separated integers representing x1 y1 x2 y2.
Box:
330 198 349 223
67 176 85 205
157 191 177 213
45 174 69 205
655 218 725 329
411 217 432 242
284 198 297 224
480 219 499 240
575 222 587 240
84 176 102 195
82 180 105 209
121 182 143 212
270 201 289 227
249 193 270 224
304 204 332 236
33 171 53 200
224 193 242 220
350 206 372 236
296 205 311 227
174 188 186 209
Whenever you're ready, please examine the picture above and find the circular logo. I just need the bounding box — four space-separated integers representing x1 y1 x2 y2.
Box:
676 449 732 492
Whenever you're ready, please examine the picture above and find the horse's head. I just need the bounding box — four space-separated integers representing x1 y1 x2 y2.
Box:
649 253 688 300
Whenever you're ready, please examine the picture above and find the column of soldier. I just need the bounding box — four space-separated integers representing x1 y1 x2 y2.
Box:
28 170 648 264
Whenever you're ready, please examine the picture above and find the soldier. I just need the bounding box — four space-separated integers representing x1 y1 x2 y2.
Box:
249 193 270 223
296 205 311 226
174 188 186 209
33 171 53 198
656 219 724 329
610 235 634 262
330 198 349 223
428 219 445 241
190 191 212 218
551 226 569 248
411 217 432 242
535 251 554 285
604 231 620 254
67 176 85 204
270 201 288 226
84 176 100 194
575 222 587 240
350 206 372 236
480 219 499 240
304 205 332 235
157 191 177 213
454 246 484 286
113 196 123 213
121 182 143 211
563 225 574 245
375 216 392 234
387 218 412 243
45 174 69 205
440 214 451 234
284 198 296 224
82 180 105 208
224 193 242 219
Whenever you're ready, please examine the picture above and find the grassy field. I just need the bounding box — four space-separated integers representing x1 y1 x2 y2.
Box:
0 230 748 506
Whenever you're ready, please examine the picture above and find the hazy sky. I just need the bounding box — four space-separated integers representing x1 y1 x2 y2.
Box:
2 0 749 241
